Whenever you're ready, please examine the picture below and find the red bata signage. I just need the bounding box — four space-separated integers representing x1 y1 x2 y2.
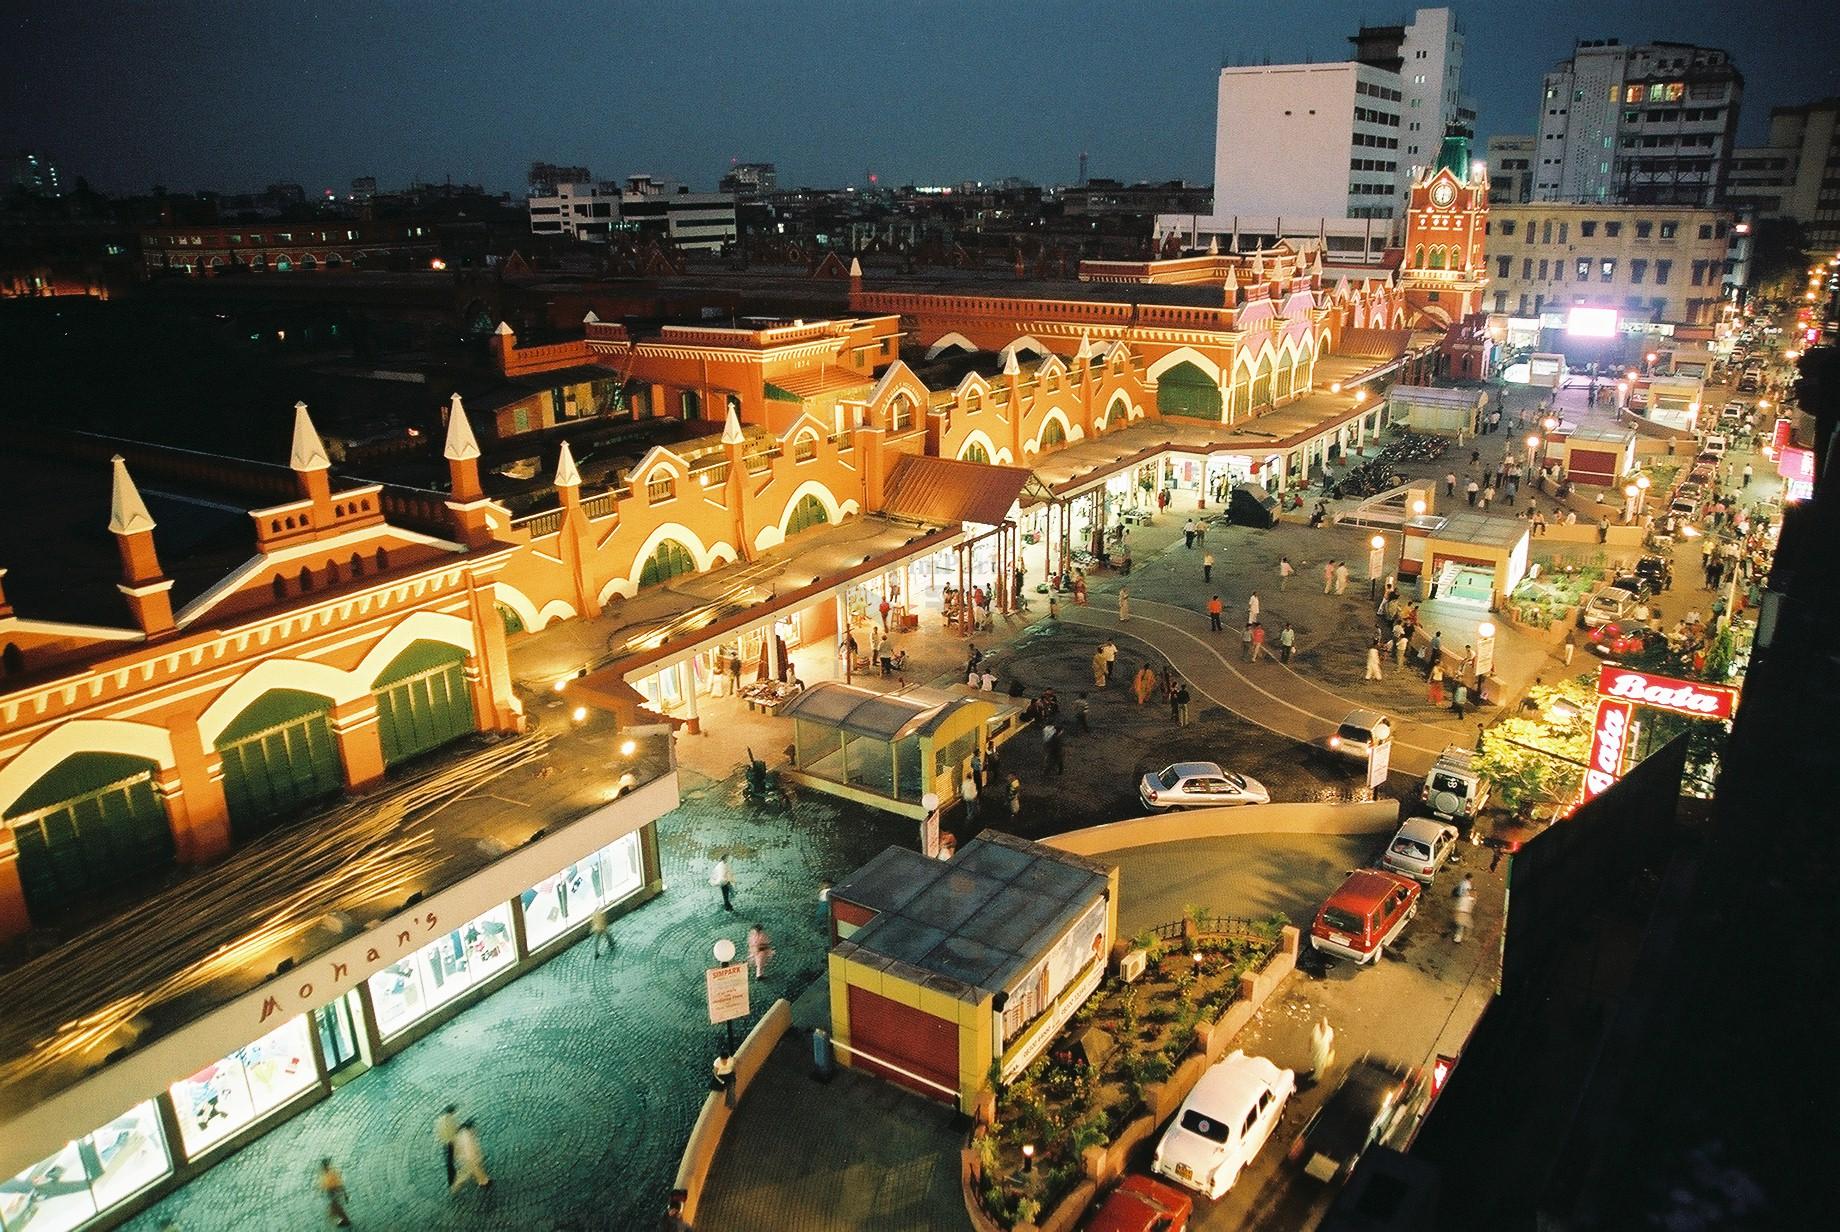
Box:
1595 666 1739 720
1581 699 1634 804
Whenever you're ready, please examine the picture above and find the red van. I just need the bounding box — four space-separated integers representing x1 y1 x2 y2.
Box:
1310 870 1421 965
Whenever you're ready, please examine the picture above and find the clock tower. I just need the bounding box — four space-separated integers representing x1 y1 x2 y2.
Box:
1402 131 1489 329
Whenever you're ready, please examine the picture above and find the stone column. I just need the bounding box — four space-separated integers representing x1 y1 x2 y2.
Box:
329 696 387 791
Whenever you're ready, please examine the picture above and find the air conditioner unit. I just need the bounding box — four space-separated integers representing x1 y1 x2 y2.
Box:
1119 948 1149 984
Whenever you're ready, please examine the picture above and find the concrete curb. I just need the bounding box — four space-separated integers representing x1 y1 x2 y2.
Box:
673 997 792 1225
1040 799 1402 857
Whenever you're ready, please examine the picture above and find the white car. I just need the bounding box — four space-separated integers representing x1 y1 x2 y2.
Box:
1326 709 1392 762
1152 1050 1296 1198
1139 761 1271 810
1582 587 1639 629
1380 817 1460 884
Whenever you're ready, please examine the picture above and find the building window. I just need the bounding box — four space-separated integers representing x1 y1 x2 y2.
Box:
1498 256 1511 278
367 904 518 1038
1532 259 1543 279
1631 259 1647 284
1659 221 1678 239
1606 221 1622 237
520 831 646 951
1558 222 1568 244
2 1102 171 1228
646 472 676 504
1655 260 1672 285
1601 259 1616 282
1541 221 1552 244
1499 220 1516 236
170 1016 319 1157
1576 258 1591 280
1636 221 1653 239
1581 220 1597 237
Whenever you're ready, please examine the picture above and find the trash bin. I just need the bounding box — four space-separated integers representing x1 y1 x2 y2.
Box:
1230 483 1278 529
811 1027 836 1081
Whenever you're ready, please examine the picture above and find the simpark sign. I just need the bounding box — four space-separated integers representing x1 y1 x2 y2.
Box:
1595 666 1739 721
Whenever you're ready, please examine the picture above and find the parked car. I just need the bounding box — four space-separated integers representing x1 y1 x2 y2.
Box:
1632 553 1673 592
1326 709 1392 762
1418 746 1488 824
1139 762 1271 811
1310 869 1421 964
1609 572 1658 601
1151 1050 1296 1199
1290 1058 1418 1185
1702 434 1729 457
1086 1173 1194 1232
1587 620 1651 659
1382 816 1460 884
1582 587 1639 629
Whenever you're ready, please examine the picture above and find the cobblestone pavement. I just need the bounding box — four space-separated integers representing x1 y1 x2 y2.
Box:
122 778 914 1232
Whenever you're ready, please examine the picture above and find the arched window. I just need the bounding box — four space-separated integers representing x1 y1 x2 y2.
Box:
1428 247 1447 270
6 751 174 919
350 552 364 578
1040 417 1067 449
1 643 22 676
1412 246 1425 269
639 539 697 587
272 575 287 601
680 390 702 420
297 566 314 592
888 393 915 432
961 440 991 464
784 494 831 536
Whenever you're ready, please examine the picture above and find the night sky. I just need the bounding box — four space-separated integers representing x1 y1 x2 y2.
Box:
7 0 1838 196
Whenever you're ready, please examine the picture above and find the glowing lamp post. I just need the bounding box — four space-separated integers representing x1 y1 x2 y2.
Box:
1623 482 1640 523
1634 474 1650 517
1367 533 1386 583
1475 621 1496 678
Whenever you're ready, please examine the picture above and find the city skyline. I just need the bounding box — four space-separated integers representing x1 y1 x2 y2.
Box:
7 0 1838 197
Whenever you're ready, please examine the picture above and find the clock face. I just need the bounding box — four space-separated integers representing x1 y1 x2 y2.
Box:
1431 180 1455 208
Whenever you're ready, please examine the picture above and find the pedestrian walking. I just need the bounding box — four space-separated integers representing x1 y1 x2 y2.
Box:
1048 595 1060 621
961 767 980 821
1168 682 1181 723
710 856 735 912
448 1121 491 1193
1466 479 1479 506
1451 874 1476 943
1250 622 1268 662
1075 692 1090 732
1091 647 1108 688
1308 1017 1336 1085
1480 484 1494 510
1428 664 1445 707
1742 462 1754 487
1597 516 1609 544
589 905 614 959
1322 560 1335 594
1460 645 1476 683
1207 595 1224 632
1279 622 1296 663
1102 639 1118 682
817 880 832 929
1202 550 1214 582
1452 681 1469 719
1045 726 1066 776
1445 472 1456 497
1365 641 1383 681
747 923 774 979
1333 561 1349 595
1279 556 1293 590
1241 623 1255 660
1393 630 1408 669
1427 631 1443 678
1117 587 1131 622
1135 663 1158 705
1183 517 1196 548
1247 591 1260 625
319 1158 352 1227
1007 775 1022 818
436 1105 459 1185
1175 683 1192 727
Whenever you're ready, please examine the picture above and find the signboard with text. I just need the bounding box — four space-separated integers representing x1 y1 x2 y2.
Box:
1367 738 1391 790
1595 666 1739 721
1580 699 1634 804
706 963 750 1025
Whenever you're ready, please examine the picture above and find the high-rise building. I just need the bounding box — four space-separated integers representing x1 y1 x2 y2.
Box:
1531 40 1742 207
350 176 377 202
1725 98 1840 250
1350 7 1473 203
718 162 777 199
1487 135 1535 204
528 162 592 197
2 151 63 198
526 176 738 251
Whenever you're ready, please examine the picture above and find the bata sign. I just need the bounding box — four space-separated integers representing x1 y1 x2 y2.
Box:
1595 666 1739 720
1581 700 1634 803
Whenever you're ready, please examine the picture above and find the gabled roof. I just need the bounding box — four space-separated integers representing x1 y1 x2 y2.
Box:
881 454 1033 527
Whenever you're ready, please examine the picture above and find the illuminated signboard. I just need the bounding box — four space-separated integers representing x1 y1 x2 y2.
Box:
1773 417 1793 452
1777 445 1814 485
1566 307 1619 338
1581 699 1634 804
1595 666 1740 720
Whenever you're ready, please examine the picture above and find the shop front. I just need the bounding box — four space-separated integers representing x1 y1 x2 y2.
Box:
1 782 671 1232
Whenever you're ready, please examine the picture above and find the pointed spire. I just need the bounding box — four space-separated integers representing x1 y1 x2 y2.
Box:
108 455 156 535
1206 235 1219 256
494 321 514 336
1073 331 1093 364
848 257 862 278
721 407 745 445
1336 274 1351 298
289 402 330 472
582 310 600 325
554 440 581 488
444 393 481 461
1222 265 1239 295
1252 251 1266 281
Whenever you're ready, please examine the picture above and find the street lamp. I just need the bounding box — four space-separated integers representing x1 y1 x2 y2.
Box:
1411 497 1427 516
1475 621 1496 678
1623 482 1640 523
1368 534 1386 583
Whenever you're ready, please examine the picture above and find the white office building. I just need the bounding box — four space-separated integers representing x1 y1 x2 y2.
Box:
526 176 738 252
527 181 623 242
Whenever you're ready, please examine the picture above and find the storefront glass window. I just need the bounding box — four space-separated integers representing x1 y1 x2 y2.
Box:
367 904 517 1039
1 1101 171 1232
170 1015 318 1157
520 832 646 950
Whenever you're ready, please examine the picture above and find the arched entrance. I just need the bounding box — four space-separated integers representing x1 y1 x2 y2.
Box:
6 751 174 919
1156 362 1221 420
961 440 991 464
372 641 476 768
639 538 697 588
215 689 342 840
1039 417 1067 449
784 493 831 537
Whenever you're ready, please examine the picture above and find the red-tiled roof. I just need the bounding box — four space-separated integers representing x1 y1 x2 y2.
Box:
1334 327 1414 362
881 454 1033 527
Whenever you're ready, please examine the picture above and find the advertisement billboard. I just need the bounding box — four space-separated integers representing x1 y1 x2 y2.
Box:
1595 666 1740 720
1566 307 1620 338
1580 699 1634 804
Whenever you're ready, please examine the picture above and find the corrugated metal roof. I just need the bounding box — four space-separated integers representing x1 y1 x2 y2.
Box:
1334 327 1414 362
882 454 1033 527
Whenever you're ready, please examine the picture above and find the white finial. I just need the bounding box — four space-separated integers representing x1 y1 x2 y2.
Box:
848 257 862 278
1252 251 1266 281
1002 348 1020 377
494 321 514 336
583 310 600 324
721 407 745 445
1206 235 1219 256
1073 330 1093 363
108 455 156 535
290 401 330 472
554 440 581 488
1222 265 1238 294
444 393 481 462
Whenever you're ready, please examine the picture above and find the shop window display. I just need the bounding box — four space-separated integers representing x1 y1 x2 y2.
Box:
520 832 646 950
1 1101 169 1232
170 1015 317 1158
368 904 517 1038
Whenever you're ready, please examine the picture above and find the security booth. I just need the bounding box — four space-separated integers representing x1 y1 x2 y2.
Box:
826 830 1118 1114
1228 483 1278 529
779 682 1018 819
1400 511 1531 609
1548 424 1637 488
